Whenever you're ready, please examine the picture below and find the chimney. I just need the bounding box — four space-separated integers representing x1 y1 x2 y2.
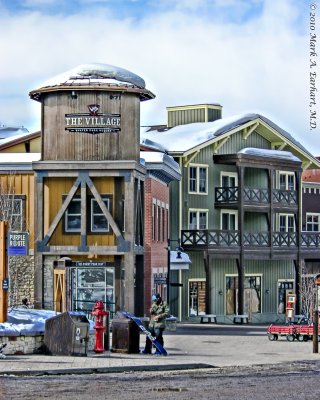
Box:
166 103 222 128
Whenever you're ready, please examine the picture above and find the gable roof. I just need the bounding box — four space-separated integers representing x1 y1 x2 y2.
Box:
0 131 40 151
140 113 320 170
0 126 29 140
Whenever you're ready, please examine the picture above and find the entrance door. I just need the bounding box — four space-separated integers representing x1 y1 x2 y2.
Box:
71 267 115 316
53 268 66 312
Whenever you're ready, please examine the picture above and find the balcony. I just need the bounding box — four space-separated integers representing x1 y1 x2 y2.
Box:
181 230 320 258
215 187 297 207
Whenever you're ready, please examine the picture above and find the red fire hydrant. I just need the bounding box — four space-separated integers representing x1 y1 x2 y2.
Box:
92 300 109 353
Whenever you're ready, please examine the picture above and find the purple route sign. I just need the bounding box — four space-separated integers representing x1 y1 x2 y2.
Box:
7 232 29 256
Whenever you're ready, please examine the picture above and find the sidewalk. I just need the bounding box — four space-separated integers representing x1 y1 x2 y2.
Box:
0 323 319 376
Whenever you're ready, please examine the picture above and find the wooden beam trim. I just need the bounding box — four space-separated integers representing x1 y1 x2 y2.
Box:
302 160 312 171
85 175 124 240
278 142 287 151
43 176 81 245
242 122 259 140
183 150 200 167
81 180 87 241
213 137 229 154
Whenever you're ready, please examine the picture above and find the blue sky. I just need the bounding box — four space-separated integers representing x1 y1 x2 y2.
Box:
0 0 319 154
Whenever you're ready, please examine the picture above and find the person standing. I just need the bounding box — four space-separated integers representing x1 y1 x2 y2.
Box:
142 293 169 355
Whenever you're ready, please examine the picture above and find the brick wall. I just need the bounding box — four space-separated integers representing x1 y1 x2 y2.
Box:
144 176 169 314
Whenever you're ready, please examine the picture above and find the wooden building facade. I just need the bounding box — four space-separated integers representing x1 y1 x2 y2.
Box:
28 64 155 315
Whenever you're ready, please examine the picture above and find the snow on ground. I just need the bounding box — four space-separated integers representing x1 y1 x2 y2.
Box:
0 309 94 335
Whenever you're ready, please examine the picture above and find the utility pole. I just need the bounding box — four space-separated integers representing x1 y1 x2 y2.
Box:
167 238 171 307
313 274 320 353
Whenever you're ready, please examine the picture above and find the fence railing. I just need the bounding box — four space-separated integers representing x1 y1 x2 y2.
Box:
215 187 297 206
182 230 320 250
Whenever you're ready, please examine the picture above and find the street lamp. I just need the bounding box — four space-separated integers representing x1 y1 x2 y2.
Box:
167 238 191 308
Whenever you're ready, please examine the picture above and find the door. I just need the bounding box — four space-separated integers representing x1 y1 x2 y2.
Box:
53 268 66 312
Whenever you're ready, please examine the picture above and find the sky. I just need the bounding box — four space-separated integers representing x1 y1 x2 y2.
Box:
0 0 319 154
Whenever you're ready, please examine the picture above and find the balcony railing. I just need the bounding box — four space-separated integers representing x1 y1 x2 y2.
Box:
182 230 320 249
301 232 320 247
272 189 297 205
215 187 297 206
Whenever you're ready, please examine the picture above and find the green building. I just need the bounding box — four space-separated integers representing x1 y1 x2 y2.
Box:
141 104 320 323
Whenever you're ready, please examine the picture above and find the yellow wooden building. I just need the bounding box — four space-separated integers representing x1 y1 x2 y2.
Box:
0 63 155 316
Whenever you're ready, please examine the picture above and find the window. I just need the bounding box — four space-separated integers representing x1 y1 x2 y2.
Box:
65 198 81 232
151 199 169 242
0 195 25 231
221 210 238 230
279 172 295 190
152 202 156 240
71 266 115 315
226 275 262 315
221 172 238 188
10 199 23 231
65 195 111 233
189 280 206 316
189 210 208 229
91 198 110 232
189 165 208 194
278 213 295 232
306 213 320 231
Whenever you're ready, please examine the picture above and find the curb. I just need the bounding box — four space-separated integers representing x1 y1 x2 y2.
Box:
0 363 215 377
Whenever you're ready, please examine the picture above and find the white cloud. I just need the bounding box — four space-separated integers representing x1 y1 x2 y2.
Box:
0 0 318 154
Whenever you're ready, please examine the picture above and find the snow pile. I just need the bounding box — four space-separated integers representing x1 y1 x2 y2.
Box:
0 309 94 335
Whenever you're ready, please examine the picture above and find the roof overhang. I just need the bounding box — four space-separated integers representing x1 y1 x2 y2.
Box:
213 148 302 171
173 117 320 170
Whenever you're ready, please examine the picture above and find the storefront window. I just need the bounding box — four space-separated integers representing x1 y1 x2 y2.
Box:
226 275 261 314
189 281 206 316
71 267 115 314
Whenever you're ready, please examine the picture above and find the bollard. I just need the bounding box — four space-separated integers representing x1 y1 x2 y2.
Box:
92 300 109 353
313 310 319 354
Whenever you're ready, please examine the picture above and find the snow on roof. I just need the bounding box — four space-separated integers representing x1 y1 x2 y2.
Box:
0 153 41 163
0 131 33 145
140 150 179 168
140 137 167 153
238 148 301 162
140 151 181 182
140 113 315 159
38 63 146 89
0 126 29 140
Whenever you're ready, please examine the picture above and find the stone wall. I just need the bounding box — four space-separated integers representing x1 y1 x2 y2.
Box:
0 333 96 355
8 255 35 308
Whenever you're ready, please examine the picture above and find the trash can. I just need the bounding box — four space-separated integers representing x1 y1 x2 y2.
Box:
44 311 89 356
166 315 177 332
111 312 140 353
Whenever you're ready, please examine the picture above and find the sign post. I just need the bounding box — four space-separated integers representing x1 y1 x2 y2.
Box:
0 222 8 323
285 293 296 322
